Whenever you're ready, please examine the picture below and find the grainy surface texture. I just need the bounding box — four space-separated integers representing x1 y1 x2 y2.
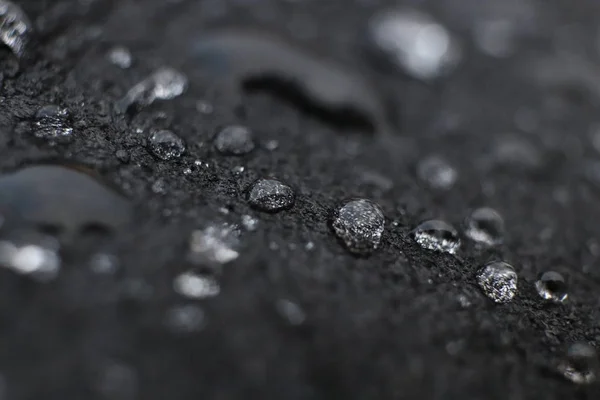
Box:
1 0 600 399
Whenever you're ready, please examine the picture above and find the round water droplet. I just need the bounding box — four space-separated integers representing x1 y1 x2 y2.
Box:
464 207 505 246
559 343 598 384
148 130 185 160
173 271 220 299
411 220 460 254
476 261 517 303
368 9 461 80
417 156 458 190
247 179 295 212
214 125 255 156
535 271 567 303
33 105 73 140
331 199 385 255
0 1 32 57
107 46 132 68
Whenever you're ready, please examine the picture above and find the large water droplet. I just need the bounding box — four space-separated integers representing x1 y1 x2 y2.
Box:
147 130 185 160
367 9 461 80
417 156 458 190
247 179 295 212
331 199 385 255
535 271 567 303
107 46 132 69
116 67 188 112
0 1 31 57
173 271 220 299
411 220 460 254
464 207 505 246
214 125 255 156
476 261 517 303
188 224 240 265
559 343 598 384
33 105 73 140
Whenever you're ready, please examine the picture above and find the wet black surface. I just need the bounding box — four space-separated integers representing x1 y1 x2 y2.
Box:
1 0 600 399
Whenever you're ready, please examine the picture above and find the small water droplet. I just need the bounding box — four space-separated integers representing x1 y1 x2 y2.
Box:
173 271 220 299
107 46 132 68
189 224 239 265
33 105 73 140
476 261 517 303
247 178 295 212
165 304 206 333
151 179 167 194
331 199 385 255
196 100 214 114
305 241 315 251
89 253 119 274
0 1 31 57
464 207 505 246
275 299 306 326
116 67 188 112
558 343 598 384
411 220 460 254
265 140 279 151
535 271 567 303
147 130 185 160
214 125 255 156
417 156 458 190
232 165 245 174
241 214 258 231
368 9 461 80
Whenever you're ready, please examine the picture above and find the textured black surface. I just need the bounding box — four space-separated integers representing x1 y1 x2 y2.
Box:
1 0 600 399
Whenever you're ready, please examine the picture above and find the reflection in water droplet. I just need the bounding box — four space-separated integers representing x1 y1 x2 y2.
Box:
148 130 185 160
116 67 188 112
559 343 598 384
417 156 457 190
464 207 504 246
247 179 295 212
476 261 517 303
33 105 73 140
0 239 60 281
166 304 206 333
368 9 461 80
535 271 567 303
0 1 31 57
331 199 385 255
276 299 306 326
411 220 460 254
214 125 255 156
189 224 239 265
107 46 132 68
173 271 220 299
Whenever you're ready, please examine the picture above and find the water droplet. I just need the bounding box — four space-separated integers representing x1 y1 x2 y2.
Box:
89 253 119 274
232 165 245 174
116 67 188 112
368 9 461 80
305 241 315 251
247 179 295 212
0 239 60 282
265 140 279 151
214 125 255 156
147 130 185 160
417 156 458 190
558 343 598 384
107 46 132 68
476 261 517 303
33 105 73 140
0 1 31 57
275 299 306 326
173 271 220 299
189 224 239 265
464 207 505 246
331 199 385 255
535 271 567 303
196 100 214 114
411 220 460 254
241 214 258 231
165 304 206 333
151 179 167 194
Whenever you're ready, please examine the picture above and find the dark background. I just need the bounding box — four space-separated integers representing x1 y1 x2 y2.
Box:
1 0 600 399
